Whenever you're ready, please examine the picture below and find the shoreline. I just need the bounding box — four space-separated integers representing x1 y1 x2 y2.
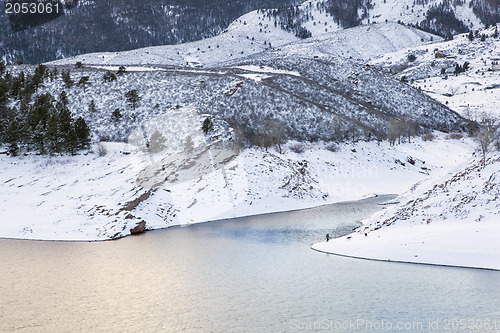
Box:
1 135 475 243
0 194 395 243
310 245 500 272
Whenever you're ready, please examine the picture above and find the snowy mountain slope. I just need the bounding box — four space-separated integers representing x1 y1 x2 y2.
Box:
0 0 300 64
370 25 500 117
274 22 441 60
3 0 497 65
221 54 472 135
309 26 500 270
258 0 497 41
2 53 477 241
312 151 500 270
0 134 474 240
48 21 439 67
36 53 473 146
366 0 484 29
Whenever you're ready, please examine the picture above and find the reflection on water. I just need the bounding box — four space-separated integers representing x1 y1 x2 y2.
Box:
1 195 499 332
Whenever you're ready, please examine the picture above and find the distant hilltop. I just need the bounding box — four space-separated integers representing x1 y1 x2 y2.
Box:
1 0 498 64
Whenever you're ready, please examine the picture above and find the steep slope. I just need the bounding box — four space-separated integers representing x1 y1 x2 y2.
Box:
0 135 475 240
267 0 498 37
0 0 300 64
48 22 440 67
3 0 497 65
274 22 441 60
36 52 473 145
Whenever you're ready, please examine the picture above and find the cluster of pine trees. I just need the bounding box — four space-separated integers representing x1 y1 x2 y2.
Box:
0 63 91 156
264 6 313 39
263 0 373 39
319 0 372 28
416 2 469 39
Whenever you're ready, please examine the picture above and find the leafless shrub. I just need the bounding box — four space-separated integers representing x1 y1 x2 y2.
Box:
290 143 305 154
422 132 436 141
95 142 107 157
325 143 338 152
447 132 463 140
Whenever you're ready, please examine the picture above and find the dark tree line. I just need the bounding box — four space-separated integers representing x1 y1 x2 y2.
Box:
409 1 469 39
0 63 90 156
470 0 500 26
264 0 373 38
264 6 313 39
319 0 373 28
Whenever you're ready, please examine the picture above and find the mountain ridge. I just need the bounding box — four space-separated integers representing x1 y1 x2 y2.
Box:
2 0 498 64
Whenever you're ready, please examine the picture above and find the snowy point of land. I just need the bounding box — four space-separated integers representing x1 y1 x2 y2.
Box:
313 151 500 271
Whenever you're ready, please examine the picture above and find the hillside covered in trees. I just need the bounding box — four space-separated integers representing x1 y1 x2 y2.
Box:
0 0 300 64
0 64 91 155
265 0 499 41
0 49 474 158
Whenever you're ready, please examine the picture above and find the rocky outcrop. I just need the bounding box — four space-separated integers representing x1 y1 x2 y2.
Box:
130 221 146 235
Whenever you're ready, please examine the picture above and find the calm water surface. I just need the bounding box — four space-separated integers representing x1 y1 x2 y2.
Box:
1 195 499 332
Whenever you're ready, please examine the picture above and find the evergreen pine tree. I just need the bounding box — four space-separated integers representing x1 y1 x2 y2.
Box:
117 66 126 76
51 68 59 81
88 100 97 113
202 117 214 134
57 91 69 111
3 118 21 156
74 117 91 149
9 72 24 99
111 109 122 122
103 71 117 82
32 122 46 154
31 64 47 92
125 89 141 109
0 78 9 110
468 31 474 41
58 107 74 152
77 76 91 92
65 126 78 155
45 112 61 154
62 70 74 89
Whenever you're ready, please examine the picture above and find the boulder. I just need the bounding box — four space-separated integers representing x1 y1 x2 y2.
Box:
130 221 146 235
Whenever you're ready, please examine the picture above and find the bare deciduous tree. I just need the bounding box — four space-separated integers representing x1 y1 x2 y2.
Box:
475 113 499 168
388 119 405 146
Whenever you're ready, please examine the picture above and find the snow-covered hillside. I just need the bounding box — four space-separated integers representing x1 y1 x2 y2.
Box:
47 0 497 69
253 0 495 44
366 0 484 29
370 25 500 117
0 134 474 241
312 151 500 270
35 53 473 146
274 22 440 61
48 21 440 67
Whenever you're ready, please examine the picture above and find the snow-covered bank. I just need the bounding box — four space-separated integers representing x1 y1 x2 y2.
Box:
312 152 500 271
0 134 473 241
370 25 500 118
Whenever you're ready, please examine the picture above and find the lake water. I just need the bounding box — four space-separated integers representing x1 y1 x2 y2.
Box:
1 195 499 332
